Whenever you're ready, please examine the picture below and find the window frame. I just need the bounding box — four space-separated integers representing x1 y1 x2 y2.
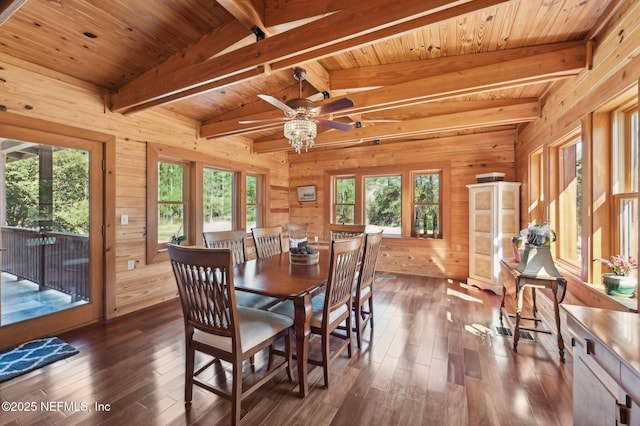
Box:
202 166 237 233
412 171 442 238
612 105 639 263
363 173 403 235
333 175 357 225
549 133 582 272
326 162 450 242
245 172 265 232
146 143 268 264
157 158 189 246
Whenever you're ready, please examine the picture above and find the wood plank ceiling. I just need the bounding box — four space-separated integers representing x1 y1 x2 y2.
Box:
0 0 617 153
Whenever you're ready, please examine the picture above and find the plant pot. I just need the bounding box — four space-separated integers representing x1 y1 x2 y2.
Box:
602 273 636 297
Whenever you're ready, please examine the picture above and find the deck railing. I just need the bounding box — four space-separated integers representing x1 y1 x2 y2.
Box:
1 226 90 301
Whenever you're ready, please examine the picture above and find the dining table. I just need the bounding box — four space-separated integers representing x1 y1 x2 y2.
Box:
233 249 330 397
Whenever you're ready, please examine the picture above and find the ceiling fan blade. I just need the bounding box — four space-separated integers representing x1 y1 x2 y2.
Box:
257 94 294 114
317 118 353 131
316 97 355 115
306 92 327 102
239 117 285 124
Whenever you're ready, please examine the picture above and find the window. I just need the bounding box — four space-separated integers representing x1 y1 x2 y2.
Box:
329 165 447 239
147 143 267 263
157 161 187 244
413 172 441 238
554 137 582 267
246 174 265 231
528 149 544 225
334 177 356 224
203 167 235 232
613 106 639 261
365 175 401 235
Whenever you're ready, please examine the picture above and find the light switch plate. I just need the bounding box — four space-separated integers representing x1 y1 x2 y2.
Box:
121 214 129 225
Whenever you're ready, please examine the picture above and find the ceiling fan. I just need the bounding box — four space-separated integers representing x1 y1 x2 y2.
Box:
241 67 354 131
240 68 355 152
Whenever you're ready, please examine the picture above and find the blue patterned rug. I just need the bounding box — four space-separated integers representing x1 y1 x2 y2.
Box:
0 336 78 383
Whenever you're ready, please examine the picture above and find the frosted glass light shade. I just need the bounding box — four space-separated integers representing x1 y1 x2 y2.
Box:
284 118 317 153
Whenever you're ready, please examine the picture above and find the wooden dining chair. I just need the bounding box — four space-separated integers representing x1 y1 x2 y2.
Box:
251 226 284 258
329 223 366 240
202 229 247 264
202 229 281 310
168 244 293 425
353 230 383 348
272 235 363 388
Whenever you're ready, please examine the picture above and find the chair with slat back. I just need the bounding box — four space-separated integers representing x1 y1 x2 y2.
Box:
168 244 293 425
251 226 284 259
329 224 367 273
203 229 280 310
329 223 366 240
272 235 363 388
353 230 383 348
202 229 247 264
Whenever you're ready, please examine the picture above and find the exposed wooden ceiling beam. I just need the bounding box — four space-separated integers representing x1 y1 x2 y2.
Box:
109 19 251 113
330 42 583 91
271 0 510 70
110 0 491 114
216 0 332 97
342 41 585 114
199 41 585 139
263 0 345 28
123 67 266 114
253 99 540 153
251 99 540 153
217 0 269 35
0 0 27 26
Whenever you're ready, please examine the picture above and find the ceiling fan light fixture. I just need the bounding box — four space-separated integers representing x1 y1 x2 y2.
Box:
284 118 316 154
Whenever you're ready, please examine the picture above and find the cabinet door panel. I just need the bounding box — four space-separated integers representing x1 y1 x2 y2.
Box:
574 357 617 425
630 398 640 426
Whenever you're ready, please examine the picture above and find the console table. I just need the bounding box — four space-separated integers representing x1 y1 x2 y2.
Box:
499 258 567 362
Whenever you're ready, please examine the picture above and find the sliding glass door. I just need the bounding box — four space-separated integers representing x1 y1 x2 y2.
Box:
0 134 103 347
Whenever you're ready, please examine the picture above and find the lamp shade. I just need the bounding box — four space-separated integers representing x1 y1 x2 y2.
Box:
515 244 563 278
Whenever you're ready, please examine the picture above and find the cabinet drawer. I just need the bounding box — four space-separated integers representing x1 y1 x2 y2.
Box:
568 316 621 383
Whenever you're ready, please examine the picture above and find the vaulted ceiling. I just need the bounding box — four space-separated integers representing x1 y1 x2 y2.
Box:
0 0 619 153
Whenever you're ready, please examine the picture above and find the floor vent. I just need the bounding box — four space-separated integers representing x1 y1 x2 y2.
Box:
495 327 536 342
519 331 535 342
376 274 396 279
495 326 512 337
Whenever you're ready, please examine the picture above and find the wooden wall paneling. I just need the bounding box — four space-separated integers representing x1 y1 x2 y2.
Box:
518 0 640 155
288 129 517 279
103 134 117 320
516 0 640 311
0 53 290 318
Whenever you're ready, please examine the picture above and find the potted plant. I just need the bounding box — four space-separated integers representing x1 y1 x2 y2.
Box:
525 223 556 247
594 255 638 297
170 227 186 245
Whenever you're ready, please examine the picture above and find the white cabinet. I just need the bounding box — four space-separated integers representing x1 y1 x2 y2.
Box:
564 305 640 426
467 181 520 294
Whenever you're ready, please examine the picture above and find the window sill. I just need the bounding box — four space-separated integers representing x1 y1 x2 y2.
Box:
585 282 638 312
570 279 638 312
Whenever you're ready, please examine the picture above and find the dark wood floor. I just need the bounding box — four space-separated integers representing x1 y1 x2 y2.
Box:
0 274 574 425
